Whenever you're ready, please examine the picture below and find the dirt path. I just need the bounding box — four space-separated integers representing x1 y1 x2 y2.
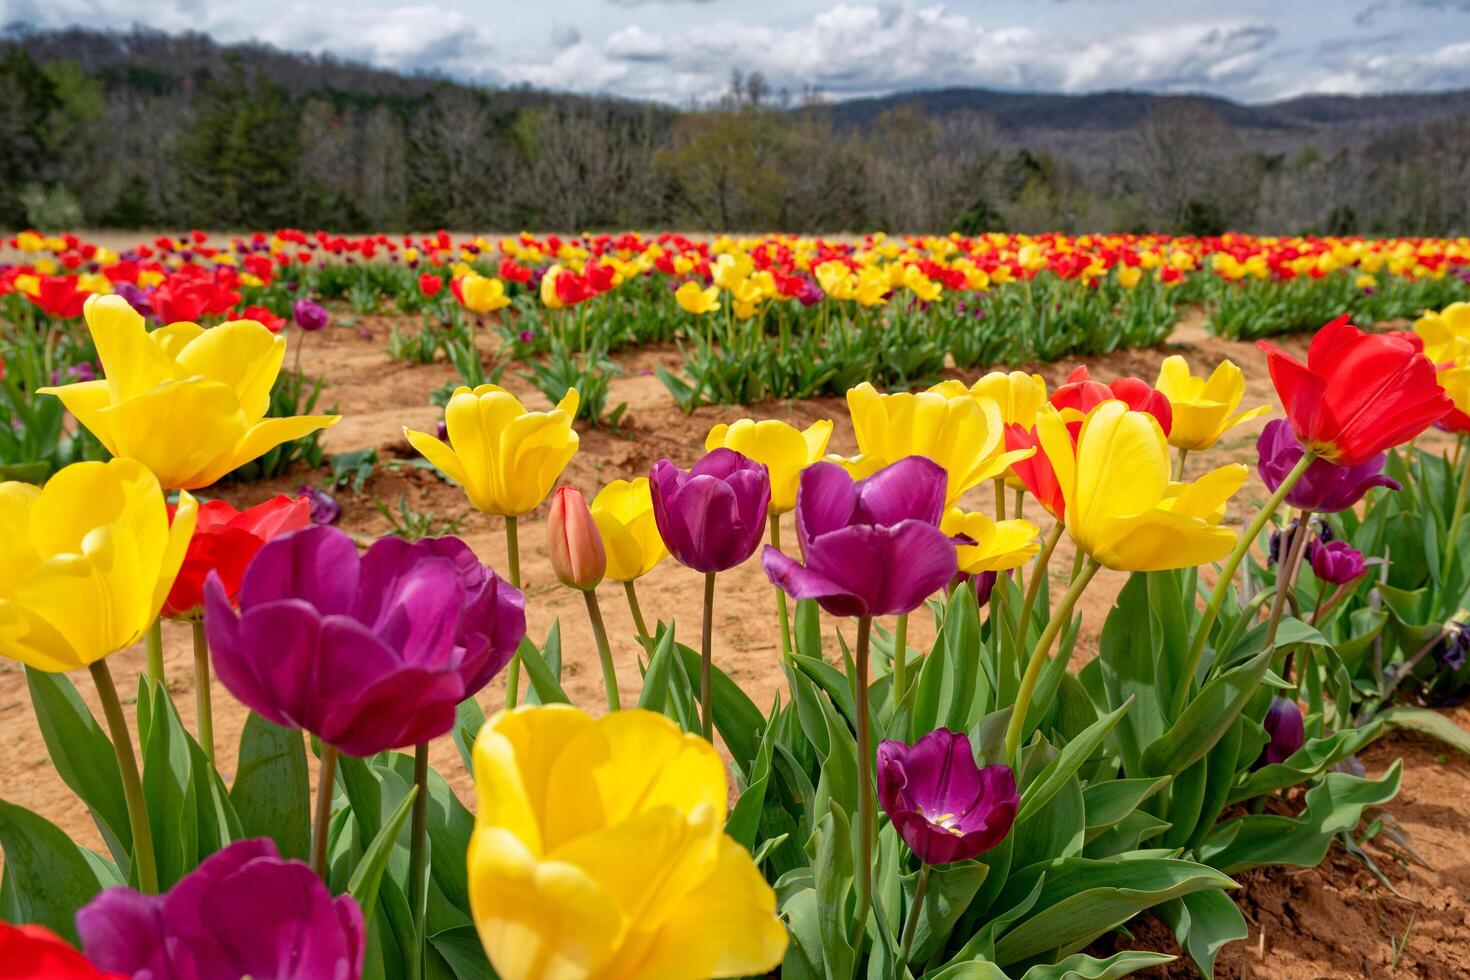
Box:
1 306 1465 975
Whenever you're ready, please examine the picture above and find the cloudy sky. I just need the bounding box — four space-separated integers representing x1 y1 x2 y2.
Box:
7 0 1470 104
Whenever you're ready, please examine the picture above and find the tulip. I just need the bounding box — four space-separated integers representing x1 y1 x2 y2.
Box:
942 508 1041 575
1256 419 1401 513
38 295 340 490
675 280 720 314
1051 366 1173 435
550 486 620 711
1038 401 1246 573
205 526 525 875
292 297 329 332
1260 314 1451 466
1433 622 1470 670
78 838 364 980
1005 423 1067 518
298 483 342 525
468 705 787 980
877 729 1018 866
1154 355 1270 453
589 477 668 648
404 385 579 518
1308 539 1366 585
162 495 311 619
1255 697 1305 768
0 923 121 979
1413 301 1470 363
651 449 770 739
240 303 286 333
418 272 445 297
962 370 1048 428
843 382 1030 507
459 273 511 314
704 417 832 515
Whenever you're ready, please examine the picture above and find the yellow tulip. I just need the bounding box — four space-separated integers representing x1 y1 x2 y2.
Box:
843 383 1031 506
902 265 942 302
1415 301 1470 363
38 295 340 490
1438 363 1470 419
404 385 579 516
1038 401 1246 572
589 478 668 582
1153 355 1270 451
675 281 720 315
469 705 788 980
941 508 1040 574
0 459 196 672
541 264 567 310
1117 266 1143 289
705 417 833 514
460 274 511 313
944 371 1048 428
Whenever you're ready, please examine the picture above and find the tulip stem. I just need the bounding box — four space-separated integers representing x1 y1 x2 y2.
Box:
1013 487 1025 522
851 615 875 951
311 744 339 880
700 571 717 741
1264 510 1315 653
1175 448 1190 481
584 588 621 711
892 613 910 702
408 742 430 980
770 515 794 659
1178 451 1316 719
144 618 165 686
623 580 652 652
90 660 159 894
1438 446 1470 608
503 515 523 709
1015 522 1065 648
994 478 1007 521
191 619 214 765
1005 557 1100 767
896 862 932 979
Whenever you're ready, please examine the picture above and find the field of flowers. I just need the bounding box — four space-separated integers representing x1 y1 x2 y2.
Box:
1 227 1470 980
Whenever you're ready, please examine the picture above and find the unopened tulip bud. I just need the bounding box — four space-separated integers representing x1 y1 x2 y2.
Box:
549 486 605 590
1256 697 1305 768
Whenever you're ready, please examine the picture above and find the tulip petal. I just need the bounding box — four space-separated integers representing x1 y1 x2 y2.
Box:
854 455 948 527
238 525 359 616
403 429 472 495
175 320 286 420
475 705 597 855
207 414 341 490
762 544 868 617
84 294 184 402
0 482 40 595
35 379 118 455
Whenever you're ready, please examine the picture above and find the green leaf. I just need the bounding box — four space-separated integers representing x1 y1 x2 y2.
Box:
231 712 311 862
452 699 485 775
348 785 419 926
676 642 766 772
24 667 131 866
902 860 988 964
1140 648 1271 776
1018 698 1131 824
1020 950 1177 980
1379 705 1470 754
138 676 200 889
808 800 856 980
1199 762 1402 874
726 722 775 850
429 925 495 980
637 624 678 712
1081 777 1171 841
516 632 570 705
1098 574 1166 776
0 798 120 943
1155 889 1247 979
1227 722 1384 805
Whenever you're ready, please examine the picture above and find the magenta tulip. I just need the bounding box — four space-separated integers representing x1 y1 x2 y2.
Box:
1256 697 1306 767
650 448 770 572
1257 419 1400 514
1308 539 1367 585
877 729 1018 865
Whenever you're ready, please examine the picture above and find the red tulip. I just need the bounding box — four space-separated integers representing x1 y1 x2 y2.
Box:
1050 366 1172 435
548 486 606 590
418 272 444 297
1006 423 1068 519
29 276 88 319
162 495 312 618
0 922 122 979
1259 315 1452 466
239 304 285 333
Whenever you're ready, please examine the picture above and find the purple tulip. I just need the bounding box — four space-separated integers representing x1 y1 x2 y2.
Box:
877 729 1018 865
112 281 153 318
650 448 770 573
970 570 998 606
205 527 525 756
293 298 330 332
1257 419 1400 513
1256 697 1306 767
1308 539 1366 585
1433 622 1470 670
298 485 341 525
77 838 364 980
763 457 957 617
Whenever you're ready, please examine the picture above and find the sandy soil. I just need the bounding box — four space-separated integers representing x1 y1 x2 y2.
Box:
1 305 1466 975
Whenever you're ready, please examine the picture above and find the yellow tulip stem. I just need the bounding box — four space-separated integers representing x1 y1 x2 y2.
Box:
1264 510 1315 655
145 618 165 685
311 743 339 880
896 862 932 980
1175 448 1189 481
408 742 430 980
1005 557 1100 768
89 659 159 894
1014 487 1025 522
1016 522 1065 647
584 588 621 712
850 615 875 951
191 619 214 765
623 580 653 652
700 572 717 741
892 613 910 701
503 515 523 710
1437 445 1470 603
770 515 794 659
994 478 1007 521
1177 450 1316 718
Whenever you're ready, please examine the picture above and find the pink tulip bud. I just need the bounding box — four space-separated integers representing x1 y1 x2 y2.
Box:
549 486 605 591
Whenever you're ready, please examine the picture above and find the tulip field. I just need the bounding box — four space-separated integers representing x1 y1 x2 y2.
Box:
2 229 1470 980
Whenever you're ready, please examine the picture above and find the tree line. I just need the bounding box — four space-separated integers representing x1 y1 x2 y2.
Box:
1 26 1468 236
